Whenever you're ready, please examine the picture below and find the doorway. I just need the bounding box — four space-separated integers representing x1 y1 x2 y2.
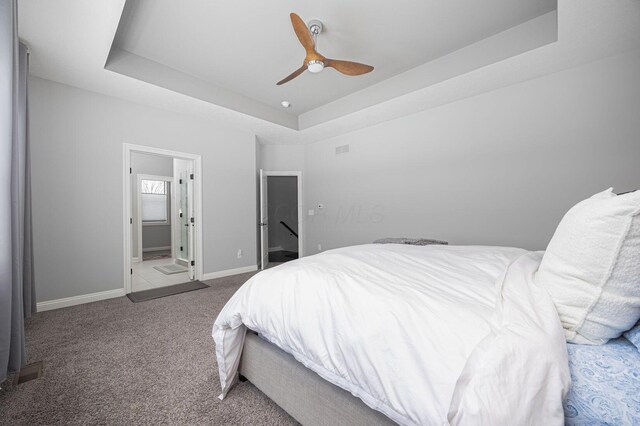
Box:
123 144 202 294
259 170 303 269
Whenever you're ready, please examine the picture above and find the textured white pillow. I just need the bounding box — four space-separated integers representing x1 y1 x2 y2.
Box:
537 188 640 344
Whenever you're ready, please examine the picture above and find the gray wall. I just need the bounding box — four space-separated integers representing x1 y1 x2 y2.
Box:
267 176 298 253
260 144 305 171
142 224 171 251
130 151 173 256
303 48 640 254
29 47 640 303
30 77 257 302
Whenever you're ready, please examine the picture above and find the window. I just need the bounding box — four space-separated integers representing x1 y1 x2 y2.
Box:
141 179 168 223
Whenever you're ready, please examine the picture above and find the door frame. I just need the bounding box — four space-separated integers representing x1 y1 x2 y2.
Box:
260 170 304 269
136 174 175 264
123 143 203 294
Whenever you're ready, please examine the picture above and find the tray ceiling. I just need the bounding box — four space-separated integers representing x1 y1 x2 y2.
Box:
107 0 557 129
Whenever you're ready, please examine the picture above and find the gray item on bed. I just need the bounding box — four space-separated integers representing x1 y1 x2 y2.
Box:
373 237 448 246
240 332 396 426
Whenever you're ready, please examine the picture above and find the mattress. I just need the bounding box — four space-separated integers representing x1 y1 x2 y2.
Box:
564 337 640 425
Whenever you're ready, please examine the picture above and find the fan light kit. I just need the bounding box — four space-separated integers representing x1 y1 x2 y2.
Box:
307 60 324 73
277 13 374 85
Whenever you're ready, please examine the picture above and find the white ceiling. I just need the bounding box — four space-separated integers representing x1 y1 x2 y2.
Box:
17 1 640 144
113 0 556 116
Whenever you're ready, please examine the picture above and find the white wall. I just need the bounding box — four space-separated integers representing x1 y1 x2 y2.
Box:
30 77 257 302
130 151 173 257
303 49 640 254
260 144 305 171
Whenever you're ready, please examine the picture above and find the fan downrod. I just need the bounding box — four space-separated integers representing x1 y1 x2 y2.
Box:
308 20 323 36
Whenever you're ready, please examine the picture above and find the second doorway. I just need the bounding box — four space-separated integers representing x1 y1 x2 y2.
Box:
259 170 303 269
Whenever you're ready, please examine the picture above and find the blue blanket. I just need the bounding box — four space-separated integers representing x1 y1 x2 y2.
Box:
564 337 640 425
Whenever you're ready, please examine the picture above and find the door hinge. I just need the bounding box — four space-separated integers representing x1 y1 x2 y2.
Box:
129 167 132 174
190 260 195 266
180 246 183 251
179 178 182 184
130 217 132 224
179 212 183 218
190 217 194 224
190 173 194 180
130 268 133 275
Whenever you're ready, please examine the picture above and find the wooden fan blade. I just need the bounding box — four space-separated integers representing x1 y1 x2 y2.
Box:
290 13 315 55
276 64 307 85
325 59 374 76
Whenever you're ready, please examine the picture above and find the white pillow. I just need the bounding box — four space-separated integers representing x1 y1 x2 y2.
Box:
537 188 640 344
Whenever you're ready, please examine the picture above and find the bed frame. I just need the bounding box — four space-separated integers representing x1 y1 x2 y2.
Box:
239 332 396 426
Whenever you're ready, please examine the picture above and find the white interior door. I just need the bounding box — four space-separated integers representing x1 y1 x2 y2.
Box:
187 161 195 280
259 169 269 270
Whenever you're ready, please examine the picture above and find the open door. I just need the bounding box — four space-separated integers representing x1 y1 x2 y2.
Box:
187 161 195 280
259 169 269 270
177 161 195 280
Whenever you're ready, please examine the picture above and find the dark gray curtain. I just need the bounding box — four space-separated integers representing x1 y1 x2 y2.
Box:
1 0 35 384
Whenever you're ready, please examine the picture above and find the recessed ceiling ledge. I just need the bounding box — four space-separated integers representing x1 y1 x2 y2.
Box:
105 47 300 130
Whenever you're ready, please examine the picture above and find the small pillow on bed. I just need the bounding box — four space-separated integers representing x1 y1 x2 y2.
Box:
537 188 640 345
624 321 640 352
373 237 448 246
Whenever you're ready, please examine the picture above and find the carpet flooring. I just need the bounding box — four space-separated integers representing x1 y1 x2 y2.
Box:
0 272 297 425
142 250 172 261
268 251 298 264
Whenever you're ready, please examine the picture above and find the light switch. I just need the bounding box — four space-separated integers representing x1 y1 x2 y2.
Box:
308 209 315 216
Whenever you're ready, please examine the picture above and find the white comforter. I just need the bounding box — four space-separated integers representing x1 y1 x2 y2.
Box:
213 244 570 425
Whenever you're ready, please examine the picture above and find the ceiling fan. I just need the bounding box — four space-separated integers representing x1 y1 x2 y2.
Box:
276 13 374 85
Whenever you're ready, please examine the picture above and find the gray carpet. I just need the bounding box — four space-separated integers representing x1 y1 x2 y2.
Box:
142 250 172 261
0 272 297 425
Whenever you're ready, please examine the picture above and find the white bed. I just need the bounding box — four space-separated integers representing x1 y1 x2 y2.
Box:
213 243 570 425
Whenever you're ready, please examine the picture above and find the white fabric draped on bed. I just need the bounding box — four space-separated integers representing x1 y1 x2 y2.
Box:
213 244 570 426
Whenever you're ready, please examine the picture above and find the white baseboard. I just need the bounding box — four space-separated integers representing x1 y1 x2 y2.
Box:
142 246 171 252
37 288 126 312
132 257 140 263
268 246 283 253
201 265 258 281
36 265 258 311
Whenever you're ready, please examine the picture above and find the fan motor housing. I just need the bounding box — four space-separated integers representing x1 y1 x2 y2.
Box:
308 19 323 36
